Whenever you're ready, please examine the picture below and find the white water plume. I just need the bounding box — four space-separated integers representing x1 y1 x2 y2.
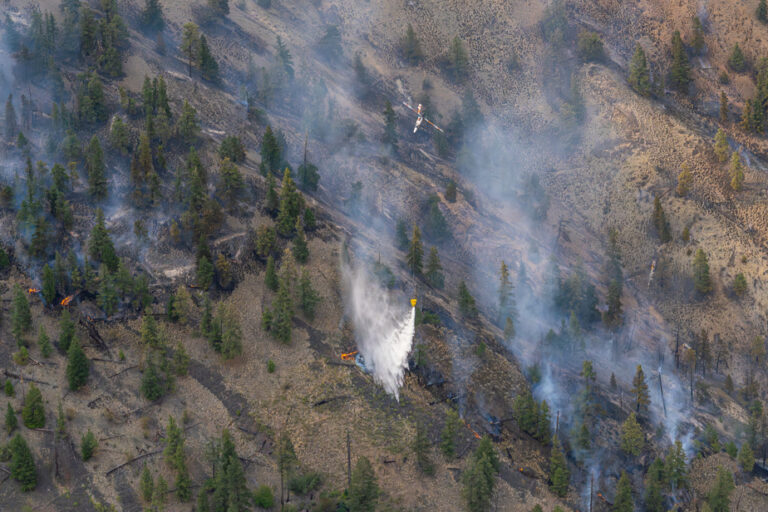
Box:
343 263 415 400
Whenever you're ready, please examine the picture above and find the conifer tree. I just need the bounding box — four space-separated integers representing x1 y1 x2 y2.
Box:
708 467 734 512
714 128 729 162
10 434 36 491
739 442 755 472
38 326 52 358
720 91 729 123
140 463 154 502
734 273 748 296
271 270 294 343
298 268 320 319
4 380 14 397
177 100 199 144
264 255 279 292
349 456 379 512
175 443 192 501
445 180 457 202
140 0 164 32
81 429 97 460
218 304 243 359
88 209 118 271
665 440 688 490
293 217 309 263
180 23 200 76
275 35 294 79
620 412 644 456
199 35 220 82
5 402 18 434
652 196 671 243
260 126 282 176
425 247 445 289
447 36 469 82
693 248 712 294
153 474 168 509
677 163 693 196
407 225 423 275
402 24 424 64
632 365 650 414
141 358 164 401
729 151 745 191
498 260 515 323
549 435 569 497
277 169 304 236
728 44 746 72
66 338 89 390
85 135 107 199
219 158 244 203
458 281 478 318
691 16 705 55
613 471 633 512
197 255 214 290
22 383 45 429
760 0 768 23
412 420 434 475
670 30 691 93
5 94 18 140
382 100 398 151
11 284 32 346
462 438 498 512
208 0 229 15
440 409 460 459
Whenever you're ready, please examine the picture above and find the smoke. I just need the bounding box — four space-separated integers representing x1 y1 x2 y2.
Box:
342 261 415 400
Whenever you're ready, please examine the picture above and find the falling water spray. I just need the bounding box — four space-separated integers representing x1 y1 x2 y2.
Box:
343 262 416 400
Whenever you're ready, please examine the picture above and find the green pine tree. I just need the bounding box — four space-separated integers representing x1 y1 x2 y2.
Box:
81 429 97 460
42 263 55 304
425 247 445 289
738 442 755 472
298 268 320 319
10 434 37 491
85 135 107 199
5 402 18 434
22 383 45 429
632 365 650 414
382 100 398 151
728 44 747 73
88 209 118 271
612 470 633 512
440 409 460 459
760 0 768 23
265 255 278 292
458 281 478 318
349 456 379 512
549 435 570 497
66 338 89 390
407 225 423 275
59 309 76 352
693 248 712 294
276 169 304 237
11 285 32 346
708 467 734 512
293 217 309 263
670 30 691 93
714 128 729 162
620 412 644 456
140 463 154 502
38 326 52 358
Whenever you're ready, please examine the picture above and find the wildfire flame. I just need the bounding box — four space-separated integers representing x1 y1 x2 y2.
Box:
463 419 482 440
61 295 74 306
28 288 40 294
340 351 358 361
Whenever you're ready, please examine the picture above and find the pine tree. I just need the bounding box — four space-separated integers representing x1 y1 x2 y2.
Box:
728 44 746 72
760 0 768 23
670 30 691 93
498 260 515 323
693 248 712 294
260 126 282 176
180 23 200 76
11 285 32 346
739 442 755 472
549 435 569 497
22 383 45 429
652 196 671 243
59 309 76 353
720 91 728 123
708 467 734 512
197 255 214 289
425 247 445 289
177 100 199 144
4 380 14 397
81 429 97 460
349 456 379 512
175 443 192 501
5 402 18 434
382 100 398 151
141 359 164 401
734 273 748 296
275 35 294 79
402 23 423 64
632 365 650 414
38 326 52 358
729 151 745 191
293 217 309 263
153 474 168 509
407 225 423 275
271 271 294 343
298 268 320 319
412 420 434 475
458 281 478 318
714 128 729 162
440 409 460 459
219 158 244 203
140 0 164 32
677 163 693 196
691 16 705 55
199 35 220 82
85 135 107 199
218 304 243 359
620 412 644 456
276 169 304 236
665 440 688 490
140 463 154 502
66 338 89 390
88 209 118 271
5 94 18 140
613 471 633 512
447 36 469 82
10 434 36 491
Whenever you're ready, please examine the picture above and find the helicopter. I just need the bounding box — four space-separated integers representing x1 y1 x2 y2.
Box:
402 101 444 134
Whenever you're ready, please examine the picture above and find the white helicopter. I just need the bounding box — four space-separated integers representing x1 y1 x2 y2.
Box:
402 101 444 134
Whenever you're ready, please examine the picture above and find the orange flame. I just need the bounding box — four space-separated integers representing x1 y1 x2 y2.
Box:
28 288 40 294
340 351 358 361
462 419 482 439
61 295 74 306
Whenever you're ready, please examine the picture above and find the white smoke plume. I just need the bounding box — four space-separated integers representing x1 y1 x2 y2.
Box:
343 262 415 400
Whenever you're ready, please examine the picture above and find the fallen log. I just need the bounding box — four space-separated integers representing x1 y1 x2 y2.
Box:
109 365 138 378
106 449 162 476
2 369 54 387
